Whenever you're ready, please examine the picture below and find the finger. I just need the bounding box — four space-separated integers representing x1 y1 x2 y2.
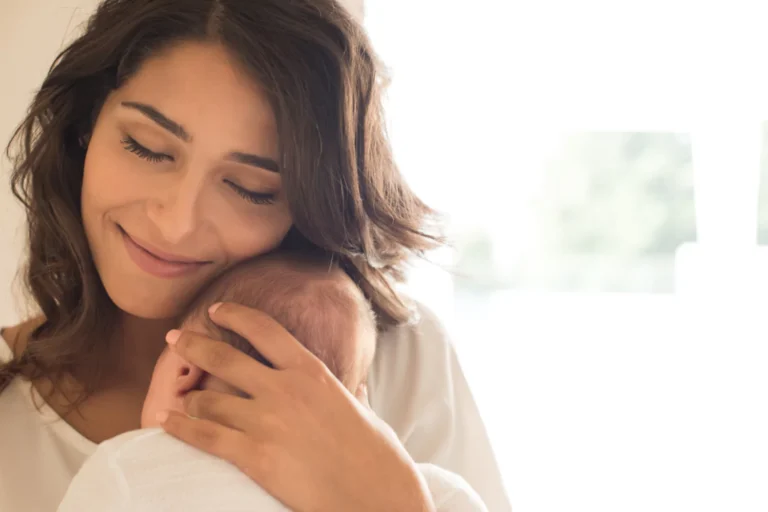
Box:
208 302 315 370
159 410 255 464
168 329 273 396
183 390 261 432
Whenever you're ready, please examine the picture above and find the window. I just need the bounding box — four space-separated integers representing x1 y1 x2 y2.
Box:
367 2 768 510
452 131 696 294
757 122 768 245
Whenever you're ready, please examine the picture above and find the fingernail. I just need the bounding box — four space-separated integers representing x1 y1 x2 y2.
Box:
155 410 169 424
166 329 181 345
208 302 222 315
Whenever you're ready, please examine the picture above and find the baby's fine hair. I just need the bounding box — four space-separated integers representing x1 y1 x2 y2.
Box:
182 251 376 389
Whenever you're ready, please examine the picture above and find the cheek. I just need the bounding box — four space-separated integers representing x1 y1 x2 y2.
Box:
81 134 149 221
216 204 293 262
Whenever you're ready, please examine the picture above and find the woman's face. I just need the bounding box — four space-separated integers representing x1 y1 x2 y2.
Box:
82 41 292 319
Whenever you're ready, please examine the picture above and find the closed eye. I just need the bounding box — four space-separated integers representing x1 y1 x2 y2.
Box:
121 135 173 163
121 134 274 205
224 179 276 205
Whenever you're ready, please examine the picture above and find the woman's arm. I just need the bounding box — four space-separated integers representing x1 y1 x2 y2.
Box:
368 304 512 512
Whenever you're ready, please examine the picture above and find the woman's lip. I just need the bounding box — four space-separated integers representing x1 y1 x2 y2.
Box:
118 225 211 279
118 226 210 264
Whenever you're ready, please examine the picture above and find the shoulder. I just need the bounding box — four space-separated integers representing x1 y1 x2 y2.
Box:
98 428 165 452
376 301 453 358
78 430 195 481
98 428 221 467
367 302 457 423
58 430 159 512
371 302 455 384
1 317 44 357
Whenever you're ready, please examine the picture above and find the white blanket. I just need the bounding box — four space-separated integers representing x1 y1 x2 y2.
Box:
58 427 487 511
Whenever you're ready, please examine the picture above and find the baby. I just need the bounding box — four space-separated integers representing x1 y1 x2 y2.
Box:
58 252 486 511
140 251 377 423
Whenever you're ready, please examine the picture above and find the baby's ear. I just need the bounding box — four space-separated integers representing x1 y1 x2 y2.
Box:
175 362 204 395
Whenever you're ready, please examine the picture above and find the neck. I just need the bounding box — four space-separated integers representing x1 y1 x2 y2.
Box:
111 312 178 387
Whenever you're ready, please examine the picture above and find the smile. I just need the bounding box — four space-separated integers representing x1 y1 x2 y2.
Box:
118 224 210 279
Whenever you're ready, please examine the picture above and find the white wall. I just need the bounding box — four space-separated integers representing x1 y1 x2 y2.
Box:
0 1 100 325
340 0 364 21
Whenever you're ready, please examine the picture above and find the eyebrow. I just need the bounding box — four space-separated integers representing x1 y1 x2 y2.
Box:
120 101 280 173
229 152 280 173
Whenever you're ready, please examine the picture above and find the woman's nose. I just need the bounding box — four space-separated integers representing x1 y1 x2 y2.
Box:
146 171 204 245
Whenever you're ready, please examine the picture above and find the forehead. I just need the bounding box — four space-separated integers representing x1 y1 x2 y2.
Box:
108 41 278 152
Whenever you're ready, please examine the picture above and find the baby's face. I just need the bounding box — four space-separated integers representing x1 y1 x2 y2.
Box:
140 318 243 429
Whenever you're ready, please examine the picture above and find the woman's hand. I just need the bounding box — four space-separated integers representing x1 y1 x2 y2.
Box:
159 302 435 512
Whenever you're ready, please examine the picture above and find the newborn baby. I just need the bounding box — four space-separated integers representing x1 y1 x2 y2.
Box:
58 252 486 512
141 251 377 422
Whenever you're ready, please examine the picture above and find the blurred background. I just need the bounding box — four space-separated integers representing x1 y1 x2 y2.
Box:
365 1 768 511
2 1 768 510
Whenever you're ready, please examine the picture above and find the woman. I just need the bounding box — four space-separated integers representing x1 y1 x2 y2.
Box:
0 0 510 510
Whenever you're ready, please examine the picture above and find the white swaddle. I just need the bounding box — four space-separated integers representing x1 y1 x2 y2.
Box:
58 423 487 511
57 428 288 512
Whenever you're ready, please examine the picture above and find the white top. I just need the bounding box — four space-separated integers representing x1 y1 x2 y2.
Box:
57 428 487 512
0 305 511 511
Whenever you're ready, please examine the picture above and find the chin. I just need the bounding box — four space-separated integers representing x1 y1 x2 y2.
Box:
112 292 186 320
87 221 221 320
101 274 196 320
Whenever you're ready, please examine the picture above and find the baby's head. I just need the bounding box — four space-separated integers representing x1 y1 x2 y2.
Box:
141 252 377 428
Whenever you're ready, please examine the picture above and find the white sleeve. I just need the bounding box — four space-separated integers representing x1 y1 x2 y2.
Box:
417 463 488 512
368 304 511 512
57 444 127 512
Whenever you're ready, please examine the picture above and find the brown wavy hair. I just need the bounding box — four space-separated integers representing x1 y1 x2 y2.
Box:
1 0 442 398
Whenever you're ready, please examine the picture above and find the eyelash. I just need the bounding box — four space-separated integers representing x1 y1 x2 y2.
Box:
121 135 171 163
121 135 276 206
224 180 276 205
